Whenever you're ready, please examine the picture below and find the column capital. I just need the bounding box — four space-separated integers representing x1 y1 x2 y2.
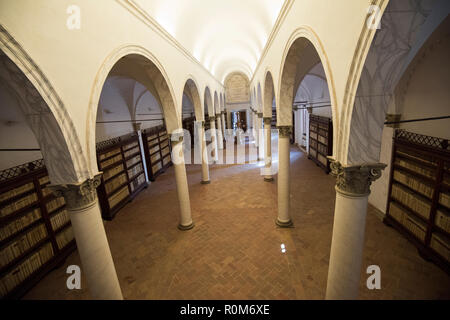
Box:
385 113 401 128
209 116 216 121
277 126 292 137
328 158 386 197
133 122 142 131
264 117 272 125
307 107 313 114
257 113 263 118
169 132 184 144
49 174 102 211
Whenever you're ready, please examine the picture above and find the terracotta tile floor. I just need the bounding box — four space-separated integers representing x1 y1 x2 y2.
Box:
23 139 450 300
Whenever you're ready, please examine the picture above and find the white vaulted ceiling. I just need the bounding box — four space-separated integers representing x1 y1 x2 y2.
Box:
134 0 284 82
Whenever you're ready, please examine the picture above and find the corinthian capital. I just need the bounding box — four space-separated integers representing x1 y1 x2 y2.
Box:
49 174 102 211
328 158 386 197
277 126 292 137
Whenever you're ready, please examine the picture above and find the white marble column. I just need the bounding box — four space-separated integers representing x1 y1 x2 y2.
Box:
258 113 264 161
216 113 224 150
276 126 293 227
226 111 232 130
199 121 210 184
254 111 260 149
51 175 123 300
170 134 195 230
210 116 219 162
221 111 227 131
325 161 386 300
263 117 273 182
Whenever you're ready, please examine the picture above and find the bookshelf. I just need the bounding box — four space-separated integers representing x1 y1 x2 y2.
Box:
141 125 173 182
0 159 76 299
384 129 450 273
308 114 333 173
96 133 148 220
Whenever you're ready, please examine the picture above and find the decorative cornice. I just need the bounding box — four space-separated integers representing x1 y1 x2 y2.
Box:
49 174 102 211
277 126 292 137
328 158 386 197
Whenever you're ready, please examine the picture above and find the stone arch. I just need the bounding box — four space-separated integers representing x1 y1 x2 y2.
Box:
257 82 263 112
0 25 87 184
182 77 203 121
87 45 180 174
204 86 214 116
278 26 338 157
263 70 276 118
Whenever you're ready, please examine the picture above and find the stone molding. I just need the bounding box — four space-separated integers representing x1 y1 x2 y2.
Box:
49 174 102 211
277 126 292 137
328 158 386 197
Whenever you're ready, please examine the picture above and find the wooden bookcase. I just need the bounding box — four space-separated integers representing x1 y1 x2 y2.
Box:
0 159 76 299
308 114 333 173
96 133 148 220
384 129 449 274
141 125 173 182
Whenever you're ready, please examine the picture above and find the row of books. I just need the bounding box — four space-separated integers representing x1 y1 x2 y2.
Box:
391 183 431 220
130 174 146 193
152 162 163 175
393 170 434 198
310 124 318 132
55 226 74 250
310 132 317 140
108 186 129 209
318 154 327 166
0 208 41 242
0 242 54 297
105 173 127 195
38 176 50 186
103 163 124 181
49 209 70 232
126 155 141 169
46 196 66 214
396 150 437 167
100 154 122 170
0 182 34 203
123 146 140 159
435 209 450 234
160 140 169 149
147 133 158 142
394 157 435 179
163 156 171 166
0 223 47 268
128 164 143 179
389 202 426 242
149 144 160 155
309 148 317 158
439 192 450 209
318 129 328 138
123 141 139 153
430 233 450 262
41 186 53 198
0 193 38 218
318 144 328 155
98 147 121 161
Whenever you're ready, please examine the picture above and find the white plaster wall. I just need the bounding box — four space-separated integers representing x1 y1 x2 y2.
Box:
0 83 42 170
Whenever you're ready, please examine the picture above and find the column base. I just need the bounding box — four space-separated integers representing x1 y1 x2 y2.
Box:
264 176 274 182
201 180 211 185
276 219 293 228
178 222 195 231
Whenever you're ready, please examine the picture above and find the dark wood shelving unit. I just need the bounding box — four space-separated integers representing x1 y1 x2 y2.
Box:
384 129 450 274
96 133 148 221
308 114 333 173
141 125 173 182
0 159 76 299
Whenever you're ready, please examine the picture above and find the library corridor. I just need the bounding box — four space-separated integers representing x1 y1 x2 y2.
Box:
1 0 449 301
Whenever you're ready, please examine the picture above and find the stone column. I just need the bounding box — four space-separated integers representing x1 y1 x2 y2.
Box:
209 116 219 162
221 111 227 132
216 113 224 150
325 160 386 300
51 175 123 300
170 134 195 230
263 117 273 181
199 121 210 184
276 126 293 227
226 110 232 130
134 122 150 183
254 111 260 149
258 113 264 161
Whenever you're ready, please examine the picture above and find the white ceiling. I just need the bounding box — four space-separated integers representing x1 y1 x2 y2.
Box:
135 0 285 83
